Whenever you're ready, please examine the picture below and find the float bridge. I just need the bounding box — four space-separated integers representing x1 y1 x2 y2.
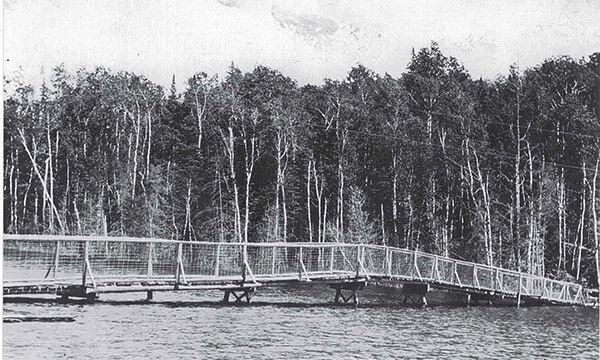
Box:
3 235 596 306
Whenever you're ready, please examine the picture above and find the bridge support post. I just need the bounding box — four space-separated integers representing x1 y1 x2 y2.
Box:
147 291 153 301
402 283 429 308
465 292 494 306
330 281 365 305
57 285 98 303
222 287 256 304
86 292 98 303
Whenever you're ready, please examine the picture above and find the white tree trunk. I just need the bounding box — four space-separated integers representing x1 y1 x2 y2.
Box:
307 161 313 242
221 123 242 243
392 153 399 239
131 110 141 198
47 123 54 231
576 162 587 280
18 129 65 232
592 154 599 288
312 162 325 243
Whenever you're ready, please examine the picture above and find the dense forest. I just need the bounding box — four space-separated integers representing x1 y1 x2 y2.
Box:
4 43 600 287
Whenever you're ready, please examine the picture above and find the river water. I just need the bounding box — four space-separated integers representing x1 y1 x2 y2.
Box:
3 284 599 359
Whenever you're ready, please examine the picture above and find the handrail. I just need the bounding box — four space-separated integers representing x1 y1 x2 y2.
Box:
3 234 358 248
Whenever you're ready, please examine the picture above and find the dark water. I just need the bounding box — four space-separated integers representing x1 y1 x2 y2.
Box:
3 285 599 359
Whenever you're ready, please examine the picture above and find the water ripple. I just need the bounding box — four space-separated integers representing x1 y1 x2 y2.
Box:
3 287 598 359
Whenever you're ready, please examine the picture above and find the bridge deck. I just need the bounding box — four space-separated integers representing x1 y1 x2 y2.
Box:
3 235 596 306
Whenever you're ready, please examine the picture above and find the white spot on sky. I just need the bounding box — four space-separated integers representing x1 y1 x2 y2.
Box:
4 0 600 90
271 4 339 39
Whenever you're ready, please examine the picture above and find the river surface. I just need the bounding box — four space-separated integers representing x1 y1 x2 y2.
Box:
3 284 599 359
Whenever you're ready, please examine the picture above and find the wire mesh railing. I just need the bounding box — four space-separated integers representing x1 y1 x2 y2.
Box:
3 235 591 305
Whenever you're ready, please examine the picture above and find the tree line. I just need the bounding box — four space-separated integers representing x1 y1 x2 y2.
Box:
4 43 600 286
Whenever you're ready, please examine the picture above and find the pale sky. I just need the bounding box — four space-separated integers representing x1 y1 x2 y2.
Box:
4 0 600 90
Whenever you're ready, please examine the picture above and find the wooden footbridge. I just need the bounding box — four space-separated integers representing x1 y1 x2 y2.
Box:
3 235 597 307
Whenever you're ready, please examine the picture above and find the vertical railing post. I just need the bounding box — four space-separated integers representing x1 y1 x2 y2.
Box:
81 240 89 286
517 272 523 308
241 243 247 282
542 277 546 298
386 248 392 277
174 242 188 285
146 242 154 301
298 246 303 280
433 255 438 281
452 260 456 285
176 242 183 283
356 245 361 277
472 265 477 288
493 267 498 292
361 245 366 274
214 244 221 276
330 246 335 272
147 242 154 279
271 246 276 275
53 240 61 279
413 251 418 279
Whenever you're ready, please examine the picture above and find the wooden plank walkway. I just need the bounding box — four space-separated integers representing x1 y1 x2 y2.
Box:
3 235 597 306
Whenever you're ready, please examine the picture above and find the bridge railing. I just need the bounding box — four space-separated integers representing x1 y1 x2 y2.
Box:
3 235 589 305
361 244 587 305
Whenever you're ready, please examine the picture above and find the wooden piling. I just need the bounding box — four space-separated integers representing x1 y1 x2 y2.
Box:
222 288 255 304
330 281 364 305
403 283 429 307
